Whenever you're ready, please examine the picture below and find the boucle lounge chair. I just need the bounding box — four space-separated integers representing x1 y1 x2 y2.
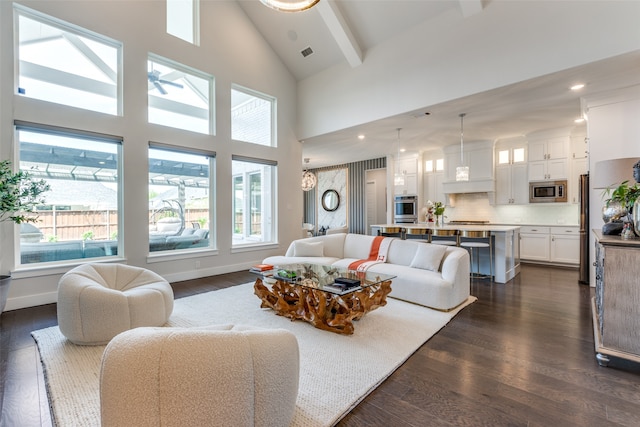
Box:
57 263 174 345
100 325 299 427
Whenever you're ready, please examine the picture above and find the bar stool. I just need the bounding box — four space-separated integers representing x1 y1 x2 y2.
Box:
379 226 405 239
430 228 459 246
460 230 493 279
405 227 430 243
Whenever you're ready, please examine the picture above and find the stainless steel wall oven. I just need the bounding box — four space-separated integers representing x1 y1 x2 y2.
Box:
394 195 418 223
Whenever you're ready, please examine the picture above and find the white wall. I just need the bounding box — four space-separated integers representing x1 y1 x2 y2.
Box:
298 1 640 139
585 85 640 286
445 193 579 226
1 1 302 310
316 169 348 230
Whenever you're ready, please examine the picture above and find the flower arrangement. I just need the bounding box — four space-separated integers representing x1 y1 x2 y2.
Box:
433 201 446 217
424 200 446 225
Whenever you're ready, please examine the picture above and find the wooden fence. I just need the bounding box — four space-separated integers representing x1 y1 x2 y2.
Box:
32 209 210 241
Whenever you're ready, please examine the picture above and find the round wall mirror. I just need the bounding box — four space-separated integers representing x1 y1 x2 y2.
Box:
322 189 340 212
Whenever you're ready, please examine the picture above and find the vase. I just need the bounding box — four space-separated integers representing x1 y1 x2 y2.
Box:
435 216 441 226
0 275 11 313
602 200 628 223
634 199 640 237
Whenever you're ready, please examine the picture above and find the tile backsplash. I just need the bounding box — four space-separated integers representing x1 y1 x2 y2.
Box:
436 192 580 226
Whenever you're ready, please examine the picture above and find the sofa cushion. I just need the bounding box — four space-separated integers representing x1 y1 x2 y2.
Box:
385 239 423 267
343 234 378 259
409 243 448 272
294 241 324 257
181 228 196 236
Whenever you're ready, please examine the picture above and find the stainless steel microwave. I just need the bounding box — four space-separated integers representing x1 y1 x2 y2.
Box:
529 180 567 203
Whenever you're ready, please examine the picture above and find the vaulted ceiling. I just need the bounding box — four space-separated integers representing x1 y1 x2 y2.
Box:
238 0 640 168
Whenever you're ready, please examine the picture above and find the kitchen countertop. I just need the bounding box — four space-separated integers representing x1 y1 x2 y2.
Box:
371 223 520 232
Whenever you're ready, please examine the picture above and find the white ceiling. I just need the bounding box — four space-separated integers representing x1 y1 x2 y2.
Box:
237 0 640 168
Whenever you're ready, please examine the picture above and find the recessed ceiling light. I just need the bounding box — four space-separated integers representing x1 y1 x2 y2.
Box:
400 148 406 153
574 117 585 124
357 134 365 140
570 84 585 91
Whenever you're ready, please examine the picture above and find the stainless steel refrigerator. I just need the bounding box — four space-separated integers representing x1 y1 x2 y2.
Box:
579 173 590 284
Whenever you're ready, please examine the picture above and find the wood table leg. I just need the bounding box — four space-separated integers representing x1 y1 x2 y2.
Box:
254 278 392 335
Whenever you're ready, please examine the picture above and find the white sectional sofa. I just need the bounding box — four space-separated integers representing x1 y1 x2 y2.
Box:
263 233 470 311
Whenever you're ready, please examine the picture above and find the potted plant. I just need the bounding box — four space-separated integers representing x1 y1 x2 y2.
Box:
0 160 50 312
602 180 640 236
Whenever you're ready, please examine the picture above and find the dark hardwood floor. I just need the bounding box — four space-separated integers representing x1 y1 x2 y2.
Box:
2 265 640 426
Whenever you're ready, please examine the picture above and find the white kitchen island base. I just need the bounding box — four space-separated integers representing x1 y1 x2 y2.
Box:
371 224 521 284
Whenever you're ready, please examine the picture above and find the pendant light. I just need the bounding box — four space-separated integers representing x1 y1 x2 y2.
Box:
394 128 405 186
301 158 316 191
456 113 469 182
260 0 319 12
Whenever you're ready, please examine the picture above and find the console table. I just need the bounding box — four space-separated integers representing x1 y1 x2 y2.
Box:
592 231 640 367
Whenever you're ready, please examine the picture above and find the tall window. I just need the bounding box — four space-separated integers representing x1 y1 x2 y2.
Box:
149 145 214 253
148 55 213 134
16 5 121 115
17 124 122 265
232 157 276 246
231 86 275 147
167 0 199 45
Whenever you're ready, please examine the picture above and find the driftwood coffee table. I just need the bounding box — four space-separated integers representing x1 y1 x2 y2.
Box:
253 263 394 335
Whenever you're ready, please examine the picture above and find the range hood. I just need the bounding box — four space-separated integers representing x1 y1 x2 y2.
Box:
442 179 496 204
441 140 496 204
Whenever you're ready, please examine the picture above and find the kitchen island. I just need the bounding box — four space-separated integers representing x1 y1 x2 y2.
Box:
370 223 520 284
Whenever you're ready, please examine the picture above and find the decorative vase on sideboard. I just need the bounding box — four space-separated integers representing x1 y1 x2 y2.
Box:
634 198 640 237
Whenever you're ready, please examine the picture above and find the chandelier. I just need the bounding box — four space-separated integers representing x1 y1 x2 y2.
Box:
301 158 316 191
456 113 469 182
260 0 320 12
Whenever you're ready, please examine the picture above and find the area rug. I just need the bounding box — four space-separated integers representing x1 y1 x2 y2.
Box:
32 283 476 427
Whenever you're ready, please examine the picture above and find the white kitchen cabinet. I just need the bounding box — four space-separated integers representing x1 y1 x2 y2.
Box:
528 137 569 181
495 142 528 205
529 158 568 181
394 156 418 195
570 133 587 159
443 140 494 183
423 172 445 206
520 226 551 261
520 225 579 265
423 153 445 204
550 227 580 264
496 163 529 204
529 137 567 161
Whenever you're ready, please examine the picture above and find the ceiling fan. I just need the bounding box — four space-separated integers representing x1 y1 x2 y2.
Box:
147 70 183 95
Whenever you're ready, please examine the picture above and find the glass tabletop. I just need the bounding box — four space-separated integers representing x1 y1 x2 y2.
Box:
255 263 395 295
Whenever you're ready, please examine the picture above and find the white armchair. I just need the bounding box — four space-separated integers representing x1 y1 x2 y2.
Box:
101 324 299 427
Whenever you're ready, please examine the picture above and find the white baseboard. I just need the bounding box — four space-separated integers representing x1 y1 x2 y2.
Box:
3 262 257 312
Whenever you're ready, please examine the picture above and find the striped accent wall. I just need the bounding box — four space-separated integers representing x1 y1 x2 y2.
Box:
303 157 386 235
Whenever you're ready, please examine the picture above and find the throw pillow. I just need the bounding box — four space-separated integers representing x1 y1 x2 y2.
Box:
294 241 324 257
409 243 447 272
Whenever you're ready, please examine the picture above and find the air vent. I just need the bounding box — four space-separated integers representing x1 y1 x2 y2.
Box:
301 46 314 58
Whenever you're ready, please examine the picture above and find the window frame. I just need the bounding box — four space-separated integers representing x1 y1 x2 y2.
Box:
148 142 216 256
231 155 277 247
166 0 200 45
231 84 276 147
15 121 124 268
14 4 123 116
147 53 215 135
